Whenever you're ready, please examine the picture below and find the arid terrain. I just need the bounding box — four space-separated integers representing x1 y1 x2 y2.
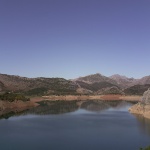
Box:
0 73 149 117
0 73 150 96
129 88 150 119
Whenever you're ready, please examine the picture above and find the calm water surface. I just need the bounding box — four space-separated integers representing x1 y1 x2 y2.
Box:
0 100 150 150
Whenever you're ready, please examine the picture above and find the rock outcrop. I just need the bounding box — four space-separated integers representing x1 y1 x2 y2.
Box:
129 88 150 119
141 88 150 104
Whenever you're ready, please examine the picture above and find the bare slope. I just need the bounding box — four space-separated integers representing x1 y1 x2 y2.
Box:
1 73 150 96
74 73 122 95
110 74 136 88
110 74 150 88
75 73 118 85
0 74 78 95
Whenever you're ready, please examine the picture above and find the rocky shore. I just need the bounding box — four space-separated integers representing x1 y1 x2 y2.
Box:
129 88 150 119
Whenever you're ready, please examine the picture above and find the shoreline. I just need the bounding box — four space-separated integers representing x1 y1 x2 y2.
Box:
0 100 38 118
0 95 141 118
39 95 141 102
129 103 150 119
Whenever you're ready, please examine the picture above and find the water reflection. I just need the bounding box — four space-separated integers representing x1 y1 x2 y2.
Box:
80 100 133 112
25 100 79 115
133 114 150 136
0 100 149 150
24 100 135 115
0 100 136 119
80 100 109 112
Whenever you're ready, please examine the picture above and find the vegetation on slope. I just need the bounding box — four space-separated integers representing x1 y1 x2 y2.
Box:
97 86 123 95
0 74 78 96
0 92 30 102
124 84 150 95
76 81 117 92
1 73 150 96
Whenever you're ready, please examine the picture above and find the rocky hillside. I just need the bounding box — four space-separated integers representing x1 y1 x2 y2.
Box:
74 73 118 85
0 73 150 96
129 88 150 119
109 74 150 95
0 81 5 92
96 86 123 95
134 76 150 85
74 73 150 95
73 73 122 95
76 80 118 92
110 74 136 88
124 84 150 95
110 74 150 88
0 74 78 96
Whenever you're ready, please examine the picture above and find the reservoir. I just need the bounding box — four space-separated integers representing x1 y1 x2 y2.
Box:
0 100 150 150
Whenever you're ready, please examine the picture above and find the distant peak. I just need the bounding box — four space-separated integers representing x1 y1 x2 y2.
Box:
88 73 103 77
110 74 129 79
95 73 102 75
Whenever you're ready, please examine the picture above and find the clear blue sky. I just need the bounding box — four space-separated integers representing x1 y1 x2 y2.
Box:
0 0 150 79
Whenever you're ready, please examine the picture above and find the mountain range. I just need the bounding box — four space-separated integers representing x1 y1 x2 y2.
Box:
0 73 150 96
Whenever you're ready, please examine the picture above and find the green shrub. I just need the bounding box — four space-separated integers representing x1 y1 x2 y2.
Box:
24 87 48 96
0 92 30 102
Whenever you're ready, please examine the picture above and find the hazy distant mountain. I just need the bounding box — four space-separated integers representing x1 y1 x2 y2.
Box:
134 76 150 85
73 73 122 95
110 74 150 88
74 73 150 95
110 74 136 88
74 73 118 85
109 74 150 95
